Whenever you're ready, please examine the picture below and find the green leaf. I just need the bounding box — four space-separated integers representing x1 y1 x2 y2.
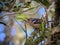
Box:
39 17 45 33
41 21 45 32
15 14 29 21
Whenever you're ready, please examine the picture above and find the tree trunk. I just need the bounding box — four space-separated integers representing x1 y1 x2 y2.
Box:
45 0 60 45
54 0 60 26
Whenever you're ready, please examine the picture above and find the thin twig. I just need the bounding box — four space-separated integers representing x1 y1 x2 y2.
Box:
14 18 26 33
24 22 28 40
4 6 39 16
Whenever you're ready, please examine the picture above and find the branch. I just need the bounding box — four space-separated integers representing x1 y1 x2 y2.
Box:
13 18 26 33
47 2 55 13
4 6 39 16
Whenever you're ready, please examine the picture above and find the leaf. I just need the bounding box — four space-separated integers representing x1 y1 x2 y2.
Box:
39 17 45 33
41 21 45 32
15 14 29 21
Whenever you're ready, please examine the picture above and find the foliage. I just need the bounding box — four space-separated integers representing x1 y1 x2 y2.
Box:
0 0 60 45
24 17 48 45
33 0 51 7
15 14 29 21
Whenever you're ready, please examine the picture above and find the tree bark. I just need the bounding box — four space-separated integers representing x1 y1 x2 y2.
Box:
54 0 60 26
